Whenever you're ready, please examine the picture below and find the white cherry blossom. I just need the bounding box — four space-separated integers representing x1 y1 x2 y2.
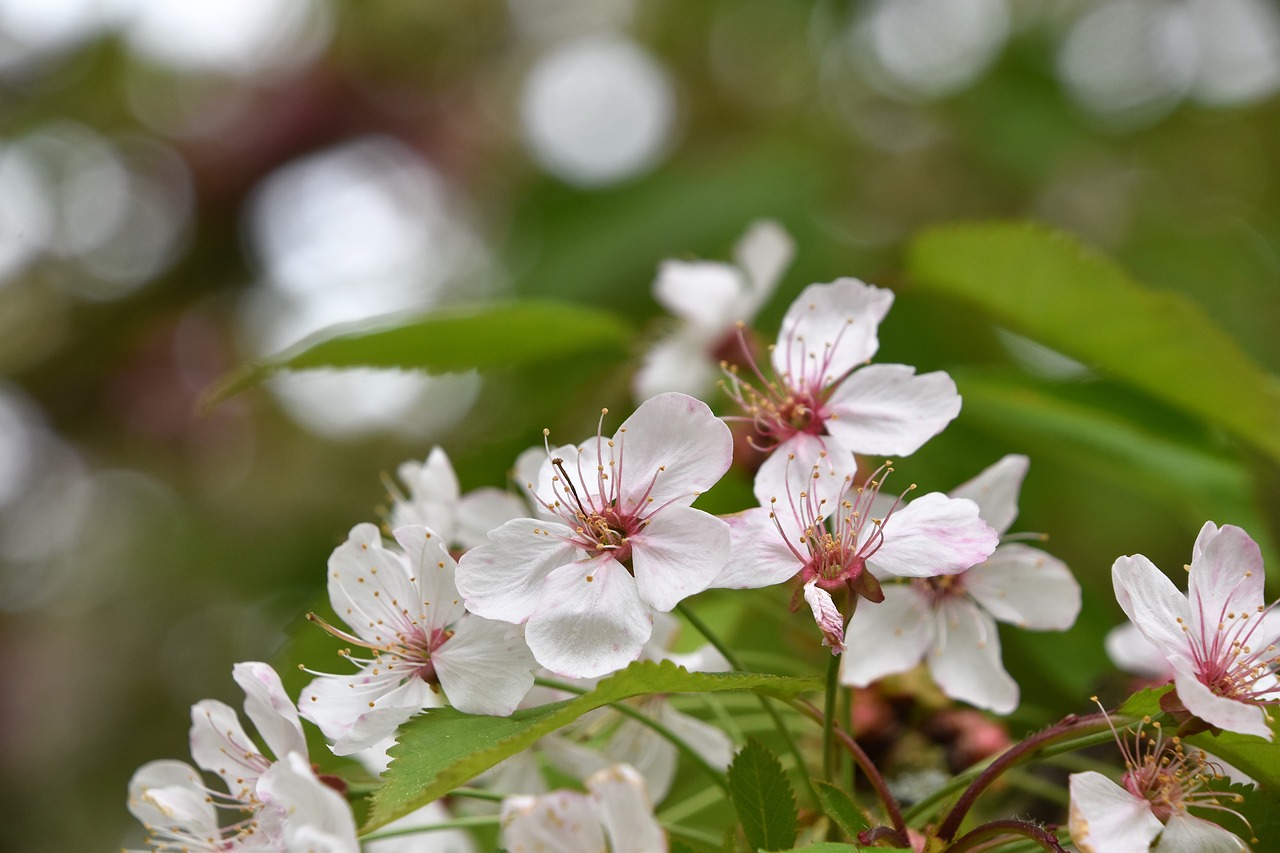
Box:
500 763 667 853
455 393 733 679
634 220 793 401
300 523 537 755
1112 522 1280 740
723 278 961 502
840 455 1080 714
387 446 529 552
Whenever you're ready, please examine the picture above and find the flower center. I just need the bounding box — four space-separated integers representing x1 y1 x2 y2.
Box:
915 574 966 603
579 508 635 564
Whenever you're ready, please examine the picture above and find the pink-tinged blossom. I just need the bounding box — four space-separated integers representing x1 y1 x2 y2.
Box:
301 523 536 755
634 220 794 402
1112 522 1280 740
388 446 529 553
500 764 667 853
455 393 733 679
716 455 998 655
127 663 359 853
722 278 961 502
1068 716 1251 852
841 455 1079 714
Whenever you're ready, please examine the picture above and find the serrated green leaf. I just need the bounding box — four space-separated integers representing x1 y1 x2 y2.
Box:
811 780 869 841
906 221 1280 463
729 738 798 852
201 300 633 409
1116 684 1173 717
368 660 820 830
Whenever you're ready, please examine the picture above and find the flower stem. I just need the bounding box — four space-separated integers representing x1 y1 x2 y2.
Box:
822 652 839 783
533 676 730 793
943 819 1067 853
361 814 500 841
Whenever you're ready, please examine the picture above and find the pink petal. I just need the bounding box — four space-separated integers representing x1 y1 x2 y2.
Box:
455 518 581 624
948 454 1028 535
824 363 961 457
965 544 1081 630
615 392 733 509
1068 771 1163 853
1111 554 1194 663
525 558 653 679
630 504 729 611
714 507 803 589
1172 663 1273 740
803 581 847 654
870 493 999 578
770 278 892 388
188 699 263 791
751 433 858 514
927 598 1018 714
232 661 307 764
256 752 359 851
840 585 934 686
434 616 537 716
1187 524 1266 644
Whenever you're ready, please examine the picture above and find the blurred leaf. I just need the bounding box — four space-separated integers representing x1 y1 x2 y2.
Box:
369 661 820 830
728 738 798 852
1224 784 1280 846
812 780 870 841
907 222 1280 464
772 844 862 852
202 300 633 409
1189 723 1280 790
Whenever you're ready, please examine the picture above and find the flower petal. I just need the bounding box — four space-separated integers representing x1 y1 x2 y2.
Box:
770 278 892 388
127 759 218 836
1104 622 1175 680
455 488 529 552
633 327 723 401
1187 524 1266 642
653 260 745 331
232 661 307 764
948 454 1028 535
714 508 803 589
752 431 858 512
188 699 263 793
364 803 479 853
434 616 537 716
393 524 464 634
390 447 460 537
824 364 961 457
927 598 1018 714
1111 554 1194 663
630 504 729 610
734 219 793 305
525 558 653 679
615 392 733 508
256 752 359 852
658 702 735 771
501 791 606 853
588 764 668 853
327 523 421 646
455 518 580 624
1067 771 1163 853
803 581 847 654
840 584 934 686
602 711 677 803
1172 663 1273 740
1156 812 1248 852
870 493 999 578
965 544 1081 630
328 676 440 755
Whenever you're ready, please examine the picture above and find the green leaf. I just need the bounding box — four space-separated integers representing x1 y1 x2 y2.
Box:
772 844 863 852
1116 684 1173 718
202 300 633 409
1189 720 1280 789
368 660 820 830
906 221 1280 463
811 780 870 841
728 738 798 852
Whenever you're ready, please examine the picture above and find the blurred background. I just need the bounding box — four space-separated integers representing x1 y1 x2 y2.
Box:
1 0 1278 849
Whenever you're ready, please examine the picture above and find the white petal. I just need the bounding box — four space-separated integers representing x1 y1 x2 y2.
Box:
298 670 403 745
927 598 1019 714
232 661 307 763
434 616 537 716
364 802 479 853
602 712 677 803
824 364 961 457
632 329 722 401
1156 812 1247 852
870 493 999 578
652 259 745 331
770 278 892 388
1104 622 1175 680
964 544 1081 630
588 764 668 853
733 219 793 307
714 508 803 589
948 454 1028 535
657 702 735 771
1187 524 1266 640
256 752 359 852
127 759 219 835
615 392 733 508
525 558 653 679
327 523 422 646
803 581 847 654
840 584 934 686
501 791 606 853
391 448 461 539
752 431 858 512
393 524 464 635
1068 771 1163 853
630 505 729 611
455 488 530 552
1191 520 1223 563
455 518 581 623
1172 663 1273 740
188 699 263 792
329 676 440 755
1111 554 1194 662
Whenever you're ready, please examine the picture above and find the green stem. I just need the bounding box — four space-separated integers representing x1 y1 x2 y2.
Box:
447 787 507 803
361 814 500 841
944 819 1067 853
534 676 730 793
823 652 839 783
675 601 818 807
